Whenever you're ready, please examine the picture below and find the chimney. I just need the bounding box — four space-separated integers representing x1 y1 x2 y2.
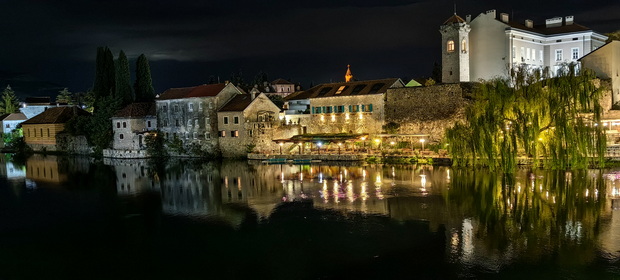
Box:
500 13 509 23
565 15 574 25
466 14 471 23
545 17 563 28
486 9 496 18
525 19 533 28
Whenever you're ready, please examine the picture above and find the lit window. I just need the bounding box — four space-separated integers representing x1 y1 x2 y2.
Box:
447 40 455 52
232 130 239 137
555 49 563 61
461 39 467 53
335 86 347 94
219 131 226 137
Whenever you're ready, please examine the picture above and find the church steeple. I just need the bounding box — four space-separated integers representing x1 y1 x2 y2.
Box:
345 65 353 82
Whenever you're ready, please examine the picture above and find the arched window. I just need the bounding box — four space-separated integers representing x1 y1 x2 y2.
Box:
447 40 455 52
461 39 467 53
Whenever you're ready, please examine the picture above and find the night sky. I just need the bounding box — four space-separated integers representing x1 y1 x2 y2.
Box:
1 0 619 98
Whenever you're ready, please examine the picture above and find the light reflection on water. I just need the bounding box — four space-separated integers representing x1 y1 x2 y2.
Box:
2 154 620 277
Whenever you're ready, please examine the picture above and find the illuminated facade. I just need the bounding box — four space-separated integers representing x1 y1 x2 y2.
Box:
442 9 608 82
284 78 405 135
156 82 244 156
21 106 90 152
217 92 281 157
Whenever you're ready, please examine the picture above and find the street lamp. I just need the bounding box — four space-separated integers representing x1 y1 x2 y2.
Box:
338 142 342 155
317 142 322 154
279 142 283 155
420 138 425 151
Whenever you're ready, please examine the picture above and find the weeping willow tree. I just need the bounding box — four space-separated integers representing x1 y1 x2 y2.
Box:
446 63 606 172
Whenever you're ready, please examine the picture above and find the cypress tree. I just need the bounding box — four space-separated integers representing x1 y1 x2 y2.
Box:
115 50 134 106
92 47 116 101
134 54 155 102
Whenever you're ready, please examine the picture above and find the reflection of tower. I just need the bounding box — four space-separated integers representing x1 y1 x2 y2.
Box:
345 65 354 82
440 13 471 83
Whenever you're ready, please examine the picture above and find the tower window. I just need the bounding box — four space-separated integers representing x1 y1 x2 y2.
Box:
447 40 455 52
461 39 467 53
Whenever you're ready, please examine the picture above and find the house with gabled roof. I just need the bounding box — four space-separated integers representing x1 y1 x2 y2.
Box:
441 9 608 83
102 102 157 158
156 82 244 156
284 76 405 136
21 106 90 152
217 92 281 157
0 112 27 148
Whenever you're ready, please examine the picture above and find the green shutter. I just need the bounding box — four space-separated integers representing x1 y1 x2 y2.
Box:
368 104 373 112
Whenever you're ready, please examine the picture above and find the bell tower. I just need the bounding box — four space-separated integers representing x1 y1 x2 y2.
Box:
440 13 471 83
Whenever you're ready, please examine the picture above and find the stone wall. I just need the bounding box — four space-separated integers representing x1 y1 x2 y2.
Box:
385 84 470 143
57 134 93 155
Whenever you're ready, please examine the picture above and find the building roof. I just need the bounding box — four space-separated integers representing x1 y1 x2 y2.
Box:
113 102 156 118
157 83 227 100
505 20 591 36
0 113 27 121
272 78 292 85
444 14 466 24
21 106 90 125
284 78 403 101
218 94 256 112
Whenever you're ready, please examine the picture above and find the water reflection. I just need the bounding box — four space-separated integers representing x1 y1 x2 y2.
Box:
2 155 620 277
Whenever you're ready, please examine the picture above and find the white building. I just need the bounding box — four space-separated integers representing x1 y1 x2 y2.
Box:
441 9 608 82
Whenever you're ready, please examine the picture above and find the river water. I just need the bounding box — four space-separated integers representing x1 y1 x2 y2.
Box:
0 154 619 279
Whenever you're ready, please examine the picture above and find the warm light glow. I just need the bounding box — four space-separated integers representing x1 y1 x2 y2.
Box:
320 115 325 121
361 136 366 141
390 141 395 145
345 113 350 120
317 142 322 147
279 142 283 146
374 139 381 143
419 139 425 143
359 113 363 120
331 115 336 122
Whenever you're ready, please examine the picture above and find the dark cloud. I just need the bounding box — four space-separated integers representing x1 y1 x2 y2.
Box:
0 0 618 96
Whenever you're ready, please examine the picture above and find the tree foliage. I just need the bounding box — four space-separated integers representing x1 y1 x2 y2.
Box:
134 54 155 102
446 63 605 172
56 88 73 104
115 50 134 106
0 85 20 114
93 47 115 100
606 30 620 43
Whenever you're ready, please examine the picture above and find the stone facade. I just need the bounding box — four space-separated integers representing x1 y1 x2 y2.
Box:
110 103 157 152
218 93 283 157
308 94 385 135
440 14 471 83
156 83 244 157
581 41 620 109
385 84 471 143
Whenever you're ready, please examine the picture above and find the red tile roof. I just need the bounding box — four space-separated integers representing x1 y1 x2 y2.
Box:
157 83 227 100
113 102 156 118
22 106 90 125
505 21 591 35
444 14 466 24
285 78 402 101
